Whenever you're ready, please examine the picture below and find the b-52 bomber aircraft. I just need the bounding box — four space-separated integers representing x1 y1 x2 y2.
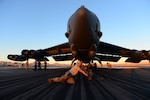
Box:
8 6 150 70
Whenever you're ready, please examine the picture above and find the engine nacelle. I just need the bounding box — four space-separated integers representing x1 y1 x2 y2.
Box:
70 44 78 58
133 50 150 59
7 55 26 61
29 50 44 60
29 50 36 56
21 49 29 56
141 50 150 59
125 50 150 63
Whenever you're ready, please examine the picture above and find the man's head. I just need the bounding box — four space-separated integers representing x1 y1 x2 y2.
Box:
76 60 82 67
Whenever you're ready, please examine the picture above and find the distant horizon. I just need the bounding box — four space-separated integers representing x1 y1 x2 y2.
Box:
1 58 149 67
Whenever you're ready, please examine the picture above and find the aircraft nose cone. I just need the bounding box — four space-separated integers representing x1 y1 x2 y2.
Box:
77 6 88 17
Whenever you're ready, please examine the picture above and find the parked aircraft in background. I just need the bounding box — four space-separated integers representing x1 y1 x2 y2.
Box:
8 6 150 70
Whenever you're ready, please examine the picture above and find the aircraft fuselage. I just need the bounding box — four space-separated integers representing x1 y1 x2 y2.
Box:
65 6 102 62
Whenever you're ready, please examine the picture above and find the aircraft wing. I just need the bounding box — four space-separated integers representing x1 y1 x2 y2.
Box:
43 41 150 63
42 42 72 61
8 41 150 63
8 42 72 61
43 42 71 56
96 41 150 63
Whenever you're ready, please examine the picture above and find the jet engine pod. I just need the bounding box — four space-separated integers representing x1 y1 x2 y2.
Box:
72 50 78 58
7 55 26 61
70 44 78 58
88 51 95 59
21 49 29 56
29 50 35 55
141 50 150 58
88 44 97 59
7 55 17 60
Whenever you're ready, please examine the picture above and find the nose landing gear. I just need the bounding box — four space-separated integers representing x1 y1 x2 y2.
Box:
86 62 97 80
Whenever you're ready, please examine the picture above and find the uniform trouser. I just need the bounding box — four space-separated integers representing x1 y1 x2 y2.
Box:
50 72 75 84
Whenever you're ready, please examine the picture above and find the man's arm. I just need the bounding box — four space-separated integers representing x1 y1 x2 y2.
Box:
78 69 88 76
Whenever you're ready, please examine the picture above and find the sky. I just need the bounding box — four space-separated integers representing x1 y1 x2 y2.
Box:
0 0 150 63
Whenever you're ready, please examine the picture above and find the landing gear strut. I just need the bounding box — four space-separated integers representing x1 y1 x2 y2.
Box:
86 62 97 80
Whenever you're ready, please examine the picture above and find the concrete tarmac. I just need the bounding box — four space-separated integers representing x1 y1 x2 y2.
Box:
0 67 150 100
